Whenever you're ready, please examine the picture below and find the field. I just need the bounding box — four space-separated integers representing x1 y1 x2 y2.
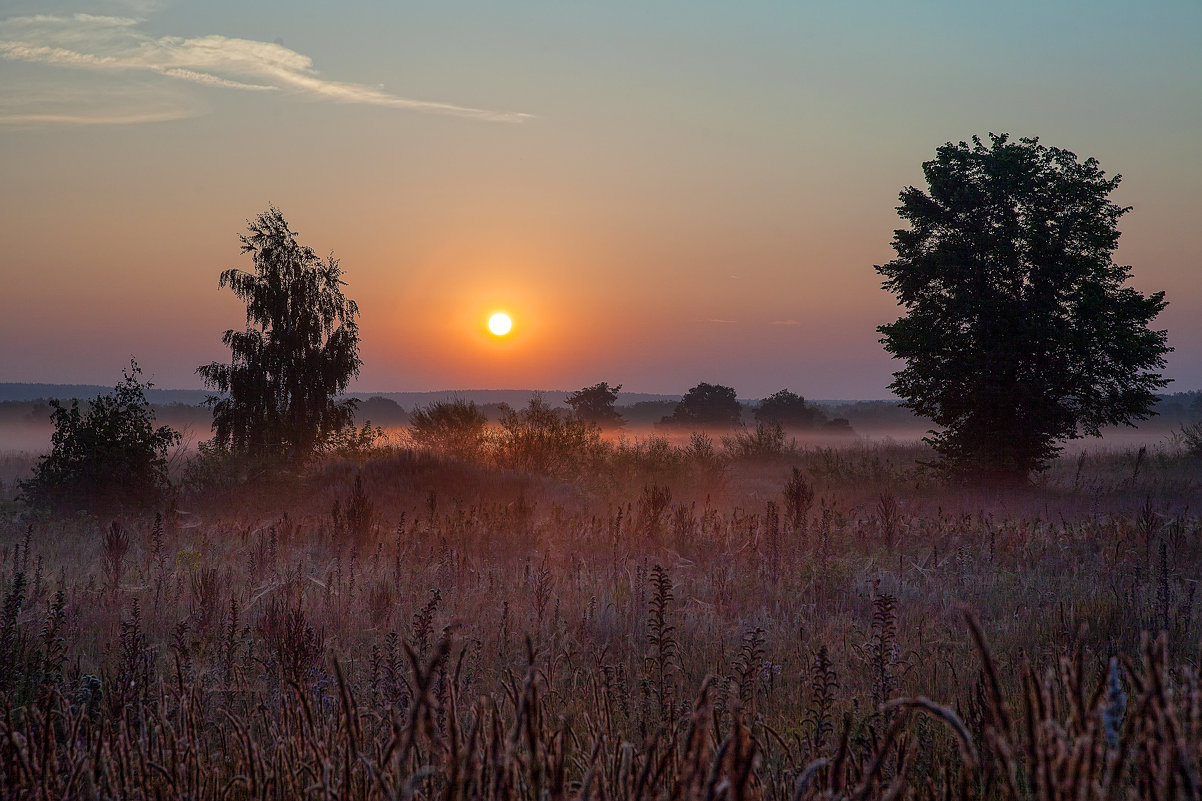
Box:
1 430 1201 799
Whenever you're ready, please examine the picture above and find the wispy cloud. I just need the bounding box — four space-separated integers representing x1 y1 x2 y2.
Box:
705 318 737 324
0 13 530 125
0 109 192 125
0 75 203 126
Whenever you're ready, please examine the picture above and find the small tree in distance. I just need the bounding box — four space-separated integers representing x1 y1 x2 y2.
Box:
565 382 624 427
20 360 180 511
754 389 825 429
877 134 1170 481
197 207 362 462
662 383 743 428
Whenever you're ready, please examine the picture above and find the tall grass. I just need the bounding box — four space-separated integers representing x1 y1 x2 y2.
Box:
0 434 1199 798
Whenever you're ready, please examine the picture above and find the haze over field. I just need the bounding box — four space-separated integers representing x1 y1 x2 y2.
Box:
2 1 1200 398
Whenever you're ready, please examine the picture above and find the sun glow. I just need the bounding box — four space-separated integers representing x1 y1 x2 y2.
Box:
488 312 513 336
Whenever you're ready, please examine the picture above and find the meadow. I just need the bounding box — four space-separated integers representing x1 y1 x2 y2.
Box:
1 425 1200 799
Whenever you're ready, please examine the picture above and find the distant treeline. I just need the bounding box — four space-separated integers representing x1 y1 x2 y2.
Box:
3 390 1199 436
0 383 211 405
0 400 213 431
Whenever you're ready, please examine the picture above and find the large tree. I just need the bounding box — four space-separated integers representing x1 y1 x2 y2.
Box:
877 134 1169 480
197 207 362 460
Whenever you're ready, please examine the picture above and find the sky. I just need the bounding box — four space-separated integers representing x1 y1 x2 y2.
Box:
1 0 1199 400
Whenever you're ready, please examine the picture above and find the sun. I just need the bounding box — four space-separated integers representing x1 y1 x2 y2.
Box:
488 312 513 336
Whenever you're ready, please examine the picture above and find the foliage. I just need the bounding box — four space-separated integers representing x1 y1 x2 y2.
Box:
877 134 1170 480
722 422 789 459
617 400 677 426
754 389 825 428
1181 422 1202 458
180 440 288 498
822 417 855 435
407 399 489 460
683 431 722 470
565 382 624 427
19 361 180 511
661 382 743 428
609 434 684 481
781 466 814 531
323 421 388 461
496 396 602 474
197 206 362 462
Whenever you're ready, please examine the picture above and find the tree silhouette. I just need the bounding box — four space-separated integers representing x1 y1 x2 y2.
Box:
565 382 624 427
197 207 361 461
754 389 825 429
20 360 180 510
877 134 1169 480
662 383 743 428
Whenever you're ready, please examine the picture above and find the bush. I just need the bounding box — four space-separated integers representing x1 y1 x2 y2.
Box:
407 399 489 460
722 422 789 459
1181 422 1202 458
496 396 601 474
180 441 275 496
19 361 180 511
823 417 855 435
323 421 388 461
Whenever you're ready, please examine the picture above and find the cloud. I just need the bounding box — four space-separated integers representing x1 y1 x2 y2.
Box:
705 318 737 324
771 320 800 326
0 109 192 125
0 76 204 126
0 13 530 124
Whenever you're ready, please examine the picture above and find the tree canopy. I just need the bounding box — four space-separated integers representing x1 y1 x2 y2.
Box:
754 389 825 429
20 361 180 511
197 207 362 461
661 383 743 428
565 382 624 427
876 134 1170 480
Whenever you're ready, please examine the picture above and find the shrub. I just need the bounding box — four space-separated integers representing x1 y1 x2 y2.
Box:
496 396 601 474
323 421 388 461
823 417 855 435
610 434 682 479
722 422 789 459
19 361 180 511
180 440 284 497
683 431 721 469
1181 421 1202 458
407 399 489 460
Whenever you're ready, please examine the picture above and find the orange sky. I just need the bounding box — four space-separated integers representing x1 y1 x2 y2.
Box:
1 2 1199 399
